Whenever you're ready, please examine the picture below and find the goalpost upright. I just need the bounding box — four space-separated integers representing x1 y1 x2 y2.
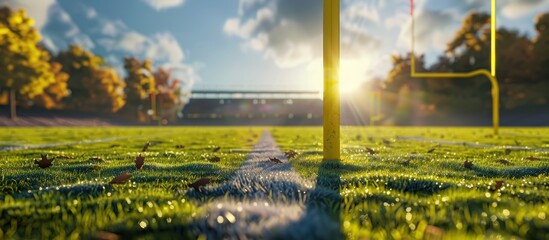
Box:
323 0 341 160
410 0 500 134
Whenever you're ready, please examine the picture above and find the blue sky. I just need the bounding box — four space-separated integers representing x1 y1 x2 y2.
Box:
2 0 548 93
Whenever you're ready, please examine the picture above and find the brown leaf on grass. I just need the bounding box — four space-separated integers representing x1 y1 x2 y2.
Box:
175 145 185 149
491 180 504 191
190 177 210 191
365 147 375 155
92 231 120 240
55 155 74 159
284 150 298 159
424 225 445 240
382 139 392 145
525 156 541 161
135 154 145 170
504 148 511 155
427 148 436 153
208 156 221 163
34 154 53 169
464 160 474 169
92 165 100 171
89 157 104 163
212 146 221 152
109 173 132 184
495 159 512 165
142 142 151 152
269 157 283 163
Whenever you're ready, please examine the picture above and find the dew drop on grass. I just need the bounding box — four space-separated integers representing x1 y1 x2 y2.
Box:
225 212 236 223
167 218 172 223
139 221 147 229
503 209 510 217
217 216 224 224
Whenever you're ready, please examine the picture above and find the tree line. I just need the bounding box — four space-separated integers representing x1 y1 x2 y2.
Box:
0 6 185 122
359 12 549 125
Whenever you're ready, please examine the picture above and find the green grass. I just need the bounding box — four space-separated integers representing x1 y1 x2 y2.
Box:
271 127 549 239
0 127 262 239
1 126 548 239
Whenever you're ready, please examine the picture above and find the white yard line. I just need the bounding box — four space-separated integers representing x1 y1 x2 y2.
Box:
188 130 341 240
396 136 549 152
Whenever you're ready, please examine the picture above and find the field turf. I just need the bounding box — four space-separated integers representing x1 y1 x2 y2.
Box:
1 127 548 239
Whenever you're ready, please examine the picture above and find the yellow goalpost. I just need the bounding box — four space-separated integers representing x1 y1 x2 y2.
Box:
410 0 500 134
323 0 341 160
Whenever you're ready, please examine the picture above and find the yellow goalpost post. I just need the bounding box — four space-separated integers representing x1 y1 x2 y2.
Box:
410 0 500 134
323 0 341 160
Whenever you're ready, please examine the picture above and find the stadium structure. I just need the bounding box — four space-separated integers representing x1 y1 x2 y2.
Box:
180 90 371 126
180 90 324 125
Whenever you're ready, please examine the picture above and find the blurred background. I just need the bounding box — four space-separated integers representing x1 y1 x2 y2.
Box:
0 0 548 126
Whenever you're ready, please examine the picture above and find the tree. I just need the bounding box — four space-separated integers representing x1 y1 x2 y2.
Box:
32 62 70 109
123 57 156 121
0 6 55 119
153 68 177 121
54 45 125 113
532 13 549 83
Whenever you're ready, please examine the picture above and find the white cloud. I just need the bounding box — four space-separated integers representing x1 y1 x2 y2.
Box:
1 0 56 29
398 9 456 53
501 0 549 19
42 4 95 51
224 0 381 68
85 7 97 19
141 0 185 11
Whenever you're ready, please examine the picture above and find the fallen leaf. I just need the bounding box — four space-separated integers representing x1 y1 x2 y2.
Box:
284 150 298 159
495 159 512 165
109 173 132 184
424 225 445 240
382 139 392 145
365 147 375 155
89 157 104 163
464 160 474 169
212 146 221 152
142 142 151 152
427 148 436 153
175 145 185 149
190 177 210 191
92 231 120 240
269 157 282 163
491 180 504 191
34 154 53 169
525 156 541 161
504 148 511 155
135 154 145 170
208 156 221 163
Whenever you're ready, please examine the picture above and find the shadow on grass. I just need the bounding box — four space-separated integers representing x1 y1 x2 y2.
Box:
301 159 345 240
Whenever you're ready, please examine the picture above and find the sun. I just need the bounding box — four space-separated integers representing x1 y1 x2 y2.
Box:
339 59 367 93
305 58 370 96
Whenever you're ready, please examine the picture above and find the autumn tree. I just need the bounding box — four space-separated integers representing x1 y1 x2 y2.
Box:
123 57 156 121
54 45 125 113
153 67 189 121
0 6 55 119
530 13 549 107
32 62 70 109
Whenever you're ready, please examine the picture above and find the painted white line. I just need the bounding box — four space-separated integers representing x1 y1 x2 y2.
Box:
187 130 341 239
